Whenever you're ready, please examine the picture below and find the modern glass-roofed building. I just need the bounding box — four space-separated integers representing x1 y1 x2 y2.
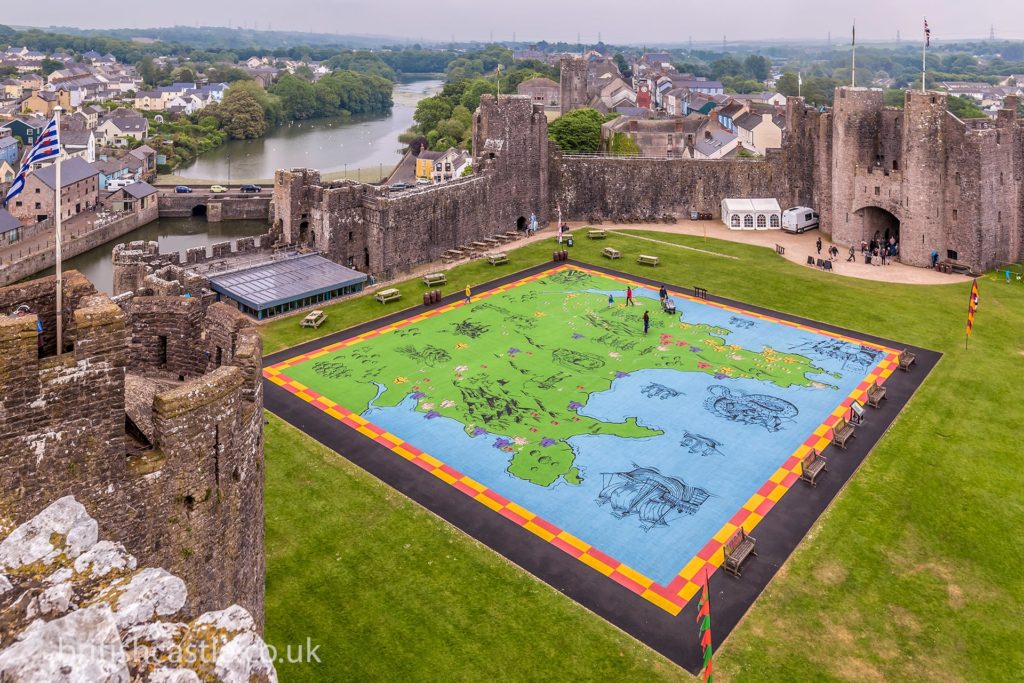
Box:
209 253 368 319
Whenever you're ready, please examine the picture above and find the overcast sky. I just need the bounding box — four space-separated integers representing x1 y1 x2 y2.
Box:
9 1 1023 43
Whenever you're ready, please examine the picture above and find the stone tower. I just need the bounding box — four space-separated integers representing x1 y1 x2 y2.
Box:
899 90 948 266
559 56 588 115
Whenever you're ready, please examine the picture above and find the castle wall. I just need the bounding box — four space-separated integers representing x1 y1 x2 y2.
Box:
554 155 785 219
559 57 588 115
0 272 265 629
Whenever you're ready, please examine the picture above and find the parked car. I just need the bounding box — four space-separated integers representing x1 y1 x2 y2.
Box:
174 185 192 193
416 178 431 185
388 182 411 191
782 206 820 233
240 184 261 193
210 185 227 193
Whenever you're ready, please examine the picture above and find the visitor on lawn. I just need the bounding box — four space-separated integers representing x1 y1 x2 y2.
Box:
659 285 667 301
607 293 614 307
626 286 635 306
643 310 650 335
465 285 472 303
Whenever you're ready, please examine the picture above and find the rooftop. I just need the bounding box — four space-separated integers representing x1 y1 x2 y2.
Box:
31 157 98 189
209 253 368 313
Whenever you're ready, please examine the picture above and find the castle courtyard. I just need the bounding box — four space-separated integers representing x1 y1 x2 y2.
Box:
257 229 1018 681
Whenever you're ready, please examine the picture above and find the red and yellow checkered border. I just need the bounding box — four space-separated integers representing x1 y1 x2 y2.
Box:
265 265 900 615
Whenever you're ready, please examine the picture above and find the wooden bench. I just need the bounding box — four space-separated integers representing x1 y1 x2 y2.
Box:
486 252 508 265
422 272 447 287
693 286 708 300
601 247 621 259
898 349 916 372
587 229 607 239
831 416 855 449
374 288 402 304
722 527 757 577
637 254 659 266
775 244 785 255
866 380 887 408
300 310 327 329
504 231 520 241
798 449 828 487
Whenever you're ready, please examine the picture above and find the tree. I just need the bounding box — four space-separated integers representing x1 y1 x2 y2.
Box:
609 132 640 156
777 72 799 97
413 96 453 134
293 64 315 81
40 58 63 77
744 55 771 82
139 55 160 86
548 108 606 154
884 88 906 108
272 74 318 119
947 94 985 119
613 53 632 79
216 88 268 139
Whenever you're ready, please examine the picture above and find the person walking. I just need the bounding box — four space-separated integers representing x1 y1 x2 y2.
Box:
626 286 636 306
607 293 614 307
464 285 472 303
642 309 650 335
659 285 668 301
816 236 822 255
847 244 856 262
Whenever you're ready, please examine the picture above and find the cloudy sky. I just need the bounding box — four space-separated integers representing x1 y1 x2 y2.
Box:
8 0 1021 43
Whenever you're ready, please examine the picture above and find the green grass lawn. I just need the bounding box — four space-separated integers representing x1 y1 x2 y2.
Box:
263 230 1024 681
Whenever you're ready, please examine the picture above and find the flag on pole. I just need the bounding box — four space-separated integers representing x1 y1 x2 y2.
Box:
3 115 60 207
696 570 713 682
925 18 931 47
966 279 980 338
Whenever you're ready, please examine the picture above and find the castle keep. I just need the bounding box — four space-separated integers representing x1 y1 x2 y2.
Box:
271 84 1022 277
0 265 265 627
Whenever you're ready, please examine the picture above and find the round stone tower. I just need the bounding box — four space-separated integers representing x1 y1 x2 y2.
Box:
829 87 885 247
900 90 948 266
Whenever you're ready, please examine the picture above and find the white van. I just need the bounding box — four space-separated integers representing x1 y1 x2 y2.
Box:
782 207 819 233
106 178 136 191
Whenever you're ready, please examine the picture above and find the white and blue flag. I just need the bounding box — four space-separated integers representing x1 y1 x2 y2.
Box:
3 115 61 207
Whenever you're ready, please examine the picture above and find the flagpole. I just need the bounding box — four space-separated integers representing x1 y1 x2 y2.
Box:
851 20 856 87
54 106 63 354
922 19 927 92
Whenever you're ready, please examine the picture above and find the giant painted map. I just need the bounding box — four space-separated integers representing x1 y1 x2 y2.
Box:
268 266 898 612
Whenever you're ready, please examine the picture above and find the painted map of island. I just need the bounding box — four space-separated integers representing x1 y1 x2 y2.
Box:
270 266 897 605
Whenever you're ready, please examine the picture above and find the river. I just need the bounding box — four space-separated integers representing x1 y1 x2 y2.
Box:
177 78 443 182
62 78 443 294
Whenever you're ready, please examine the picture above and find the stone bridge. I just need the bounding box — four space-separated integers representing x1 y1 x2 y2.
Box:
158 193 271 222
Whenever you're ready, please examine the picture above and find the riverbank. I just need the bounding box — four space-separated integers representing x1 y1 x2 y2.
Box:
157 165 387 186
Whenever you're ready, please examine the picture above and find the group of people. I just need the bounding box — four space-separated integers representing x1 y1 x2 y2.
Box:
815 233 900 266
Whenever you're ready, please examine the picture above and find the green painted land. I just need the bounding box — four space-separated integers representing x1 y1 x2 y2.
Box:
284 270 825 487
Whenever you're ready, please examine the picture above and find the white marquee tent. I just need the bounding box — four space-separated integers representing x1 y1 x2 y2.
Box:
721 198 782 230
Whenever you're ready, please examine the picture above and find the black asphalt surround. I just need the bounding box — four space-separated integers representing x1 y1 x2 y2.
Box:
263 259 940 672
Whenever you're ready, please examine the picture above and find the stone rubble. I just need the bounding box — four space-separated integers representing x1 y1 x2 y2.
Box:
0 496 277 683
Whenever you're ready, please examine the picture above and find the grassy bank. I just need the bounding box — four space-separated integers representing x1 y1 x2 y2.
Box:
263 229 1023 681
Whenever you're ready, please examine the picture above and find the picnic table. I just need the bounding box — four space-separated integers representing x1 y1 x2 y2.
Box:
486 252 509 265
601 247 621 259
374 288 402 304
423 272 447 287
504 231 521 241
470 241 489 251
300 310 327 328
587 229 607 239
637 254 659 266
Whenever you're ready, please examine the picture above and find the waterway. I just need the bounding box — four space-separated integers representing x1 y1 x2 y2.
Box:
62 78 444 294
59 217 269 295
177 78 443 181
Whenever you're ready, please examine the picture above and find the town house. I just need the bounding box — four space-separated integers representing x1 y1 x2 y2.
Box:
7 157 99 223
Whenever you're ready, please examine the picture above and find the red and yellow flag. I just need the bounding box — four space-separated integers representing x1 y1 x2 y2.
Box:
966 279 980 338
696 570 713 682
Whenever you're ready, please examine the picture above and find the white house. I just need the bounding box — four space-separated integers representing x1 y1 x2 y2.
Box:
721 198 782 230
61 128 96 163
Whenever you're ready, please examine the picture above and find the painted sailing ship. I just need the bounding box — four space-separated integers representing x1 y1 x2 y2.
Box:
596 466 712 531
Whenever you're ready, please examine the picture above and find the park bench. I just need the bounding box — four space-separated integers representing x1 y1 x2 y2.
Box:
374 288 402 304
798 449 828 487
693 286 708 300
722 527 757 577
486 252 509 265
470 241 489 252
587 229 607 239
898 349 916 371
637 254 659 267
423 272 447 287
504 231 521 241
775 244 785 255
300 310 327 329
601 247 621 259
831 416 856 449
866 380 887 407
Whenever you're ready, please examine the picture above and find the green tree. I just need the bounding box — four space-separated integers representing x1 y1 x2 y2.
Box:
413 96 453 134
744 55 771 82
272 74 318 119
139 55 160 86
293 64 315 81
216 88 268 139
548 108 606 153
947 94 985 119
613 53 632 79
777 72 799 97
884 88 906 108
40 58 63 76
